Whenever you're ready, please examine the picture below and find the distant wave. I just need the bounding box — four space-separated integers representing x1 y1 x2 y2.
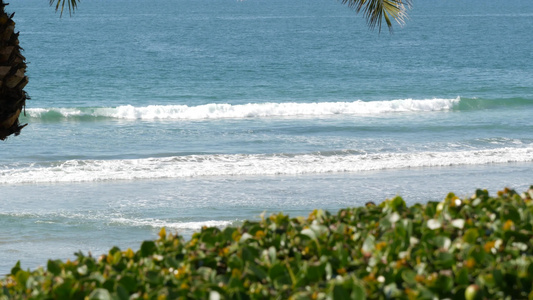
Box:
23 98 461 121
109 218 233 230
0 212 233 231
2 145 532 184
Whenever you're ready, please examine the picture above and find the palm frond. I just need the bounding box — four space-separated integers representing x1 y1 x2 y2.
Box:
49 0 80 17
340 0 412 32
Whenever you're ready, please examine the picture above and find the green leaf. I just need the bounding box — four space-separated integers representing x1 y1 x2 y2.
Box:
53 278 77 298
469 246 486 264
502 205 521 223
307 263 326 282
291 291 313 300
89 272 106 284
102 279 115 292
301 228 317 240
268 246 277 265
362 235 375 254
463 228 479 244
493 269 503 287
436 274 454 291
88 288 112 300
228 255 243 270
2 285 11 298
269 263 287 281
241 245 259 262
325 262 333 281
248 264 267 281
118 275 137 292
222 226 236 240
146 270 163 284
140 241 157 257
164 256 179 269
77 265 88 276
351 282 366 300
388 196 407 212
435 252 455 269
433 236 451 250
455 268 469 285
15 270 30 288
384 283 402 298
47 259 62 276
228 276 244 289
200 227 220 246
331 284 350 300
116 285 129 300
10 261 21 276
475 189 489 200
401 269 416 285
424 202 438 218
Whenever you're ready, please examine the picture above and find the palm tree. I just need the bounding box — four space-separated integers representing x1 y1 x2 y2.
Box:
343 0 411 32
0 0 79 140
0 0 409 141
0 0 29 140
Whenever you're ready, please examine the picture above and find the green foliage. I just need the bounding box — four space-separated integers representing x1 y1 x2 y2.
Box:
2 187 533 299
49 0 81 17
341 0 411 32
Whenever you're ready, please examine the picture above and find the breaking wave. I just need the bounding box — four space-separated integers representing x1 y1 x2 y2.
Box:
24 98 462 121
109 218 233 230
2 145 532 184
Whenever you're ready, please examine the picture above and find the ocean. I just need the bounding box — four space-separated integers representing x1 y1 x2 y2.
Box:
1 0 532 273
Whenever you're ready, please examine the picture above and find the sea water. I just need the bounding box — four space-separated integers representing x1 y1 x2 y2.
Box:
1 0 532 273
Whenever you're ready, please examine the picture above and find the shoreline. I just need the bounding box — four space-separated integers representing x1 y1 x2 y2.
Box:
1 162 532 274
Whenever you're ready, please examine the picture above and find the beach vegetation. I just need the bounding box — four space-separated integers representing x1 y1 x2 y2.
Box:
2 187 533 299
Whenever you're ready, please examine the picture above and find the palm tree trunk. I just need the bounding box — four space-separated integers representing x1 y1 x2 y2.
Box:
0 0 28 140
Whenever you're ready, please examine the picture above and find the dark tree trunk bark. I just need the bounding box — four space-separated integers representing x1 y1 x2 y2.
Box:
0 0 28 140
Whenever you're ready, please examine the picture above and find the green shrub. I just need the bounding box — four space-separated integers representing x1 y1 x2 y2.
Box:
2 187 533 299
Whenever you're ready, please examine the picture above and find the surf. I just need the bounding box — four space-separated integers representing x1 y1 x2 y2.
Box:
2 145 532 184
22 97 462 122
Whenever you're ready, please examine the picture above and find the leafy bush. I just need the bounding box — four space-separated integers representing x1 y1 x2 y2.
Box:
2 187 533 299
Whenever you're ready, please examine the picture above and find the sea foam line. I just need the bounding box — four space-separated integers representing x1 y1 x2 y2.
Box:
1 146 532 184
109 218 233 230
25 98 460 120
0 212 233 231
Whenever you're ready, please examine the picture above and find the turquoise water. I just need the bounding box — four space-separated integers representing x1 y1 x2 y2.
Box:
1 0 532 273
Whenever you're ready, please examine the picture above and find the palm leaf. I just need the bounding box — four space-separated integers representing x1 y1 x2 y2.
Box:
49 0 80 17
340 0 412 32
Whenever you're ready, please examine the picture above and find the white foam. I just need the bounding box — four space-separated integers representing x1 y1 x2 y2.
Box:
1 211 233 231
1 145 532 184
109 218 232 230
25 98 460 120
